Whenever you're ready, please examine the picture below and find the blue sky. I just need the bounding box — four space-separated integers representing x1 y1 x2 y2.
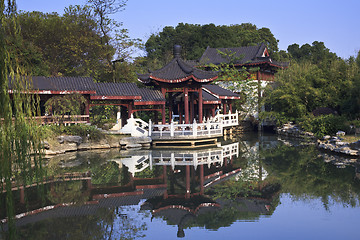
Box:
16 0 360 59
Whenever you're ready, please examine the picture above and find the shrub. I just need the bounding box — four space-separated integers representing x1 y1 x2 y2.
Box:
300 114 349 138
41 124 103 141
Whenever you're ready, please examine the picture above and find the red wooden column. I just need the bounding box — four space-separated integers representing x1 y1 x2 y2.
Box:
200 165 204 195
154 110 158 124
229 103 233 113
163 165 168 199
223 103 227 114
178 103 183 123
162 105 166 124
190 92 194 123
127 103 133 119
161 88 166 124
198 88 203 123
20 186 25 204
185 165 191 199
184 87 189 124
168 93 173 122
211 107 215 117
87 179 92 190
85 97 90 123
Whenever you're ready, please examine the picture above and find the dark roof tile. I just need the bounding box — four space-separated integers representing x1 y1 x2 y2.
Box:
198 43 288 69
93 82 140 97
203 84 241 99
9 76 96 93
138 46 218 84
137 88 165 102
199 44 266 65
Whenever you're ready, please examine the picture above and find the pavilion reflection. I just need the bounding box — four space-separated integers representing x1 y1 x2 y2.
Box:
1 141 281 238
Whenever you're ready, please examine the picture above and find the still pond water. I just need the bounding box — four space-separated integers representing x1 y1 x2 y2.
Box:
1 133 360 239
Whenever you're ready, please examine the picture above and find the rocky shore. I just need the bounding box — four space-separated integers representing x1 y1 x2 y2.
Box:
317 136 360 157
43 133 151 157
277 122 360 158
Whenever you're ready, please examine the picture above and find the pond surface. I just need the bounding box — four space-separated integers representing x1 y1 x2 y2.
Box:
1 133 360 239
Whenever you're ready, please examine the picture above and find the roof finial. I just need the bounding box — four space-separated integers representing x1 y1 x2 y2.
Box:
174 45 181 58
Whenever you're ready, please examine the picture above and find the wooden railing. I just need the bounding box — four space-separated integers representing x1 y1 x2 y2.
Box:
211 110 239 128
35 115 90 125
148 112 238 139
149 120 223 139
1 115 89 125
118 143 239 171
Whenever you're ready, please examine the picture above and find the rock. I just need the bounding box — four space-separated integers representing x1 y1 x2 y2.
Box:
77 143 92 151
336 131 346 136
120 136 151 145
58 135 83 145
323 135 331 140
349 140 360 150
125 144 142 149
41 140 50 150
335 141 349 147
90 139 111 150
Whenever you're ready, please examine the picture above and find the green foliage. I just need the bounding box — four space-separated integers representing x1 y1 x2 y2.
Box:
263 144 360 208
340 56 360 119
299 114 349 138
266 41 360 125
348 120 360 128
287 41 338 65
4 2 141 81
91 161 121 185
204 49 260 118
41 124 103 141
144 23 279 66
1 1 44 236
264 58 359 122
259 111 289 127
90 105 117 128
45 94 87 125
208 178 261 199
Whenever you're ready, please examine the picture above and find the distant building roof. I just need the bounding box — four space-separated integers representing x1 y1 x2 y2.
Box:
198 43 289 69
91 82 165 104
136 88 165 104
8 76 96 94
203 84 241 100
202 89 221 104
138 45 218 84
91 82 141 100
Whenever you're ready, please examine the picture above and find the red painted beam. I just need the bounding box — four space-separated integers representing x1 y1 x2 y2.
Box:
91 95 141 100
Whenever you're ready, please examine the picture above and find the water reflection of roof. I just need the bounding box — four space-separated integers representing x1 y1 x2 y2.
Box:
5 188 166 229
141 195 220 226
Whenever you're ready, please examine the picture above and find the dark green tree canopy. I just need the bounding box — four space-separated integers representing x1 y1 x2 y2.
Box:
287 41 339 64
144 23 279 65
4 2 141 82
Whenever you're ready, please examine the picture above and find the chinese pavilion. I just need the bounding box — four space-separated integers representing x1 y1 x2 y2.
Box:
137 45 219 124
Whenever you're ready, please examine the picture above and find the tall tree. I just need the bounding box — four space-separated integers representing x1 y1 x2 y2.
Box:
1 1 44 238
5 1 141 82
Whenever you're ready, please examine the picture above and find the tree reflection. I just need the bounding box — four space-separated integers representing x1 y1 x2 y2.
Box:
14 207 146 240
262 144 360 209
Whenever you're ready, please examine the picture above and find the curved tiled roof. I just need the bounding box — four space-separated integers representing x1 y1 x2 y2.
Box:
137 88 165 102
93 82 140 97
8 76 96 93
138 46 218 84
203 84 241 100
198 43 288 68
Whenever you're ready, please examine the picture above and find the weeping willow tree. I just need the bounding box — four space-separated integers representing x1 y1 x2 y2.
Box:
0 1 44 238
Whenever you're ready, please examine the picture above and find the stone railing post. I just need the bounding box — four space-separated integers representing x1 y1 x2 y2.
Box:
193 119 197 137
148 119 152 137
170 121 174 137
